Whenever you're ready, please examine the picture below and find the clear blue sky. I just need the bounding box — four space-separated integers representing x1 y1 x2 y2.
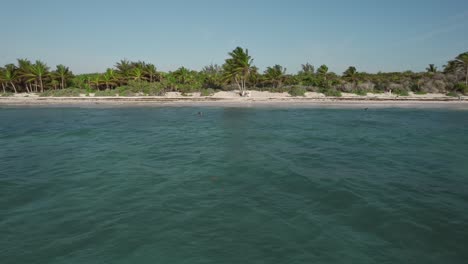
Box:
1 0 468 74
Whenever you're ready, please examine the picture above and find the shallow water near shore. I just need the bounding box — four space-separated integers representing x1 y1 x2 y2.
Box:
1 107 468 263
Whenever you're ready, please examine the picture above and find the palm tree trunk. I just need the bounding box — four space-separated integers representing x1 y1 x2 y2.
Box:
1 83 6 93
39 77 44 93
234 76 242 94
242 78 246 95
242 75 247 93
10 82 18 93
61 76 65 89
465 68 467 86
26 84 30 93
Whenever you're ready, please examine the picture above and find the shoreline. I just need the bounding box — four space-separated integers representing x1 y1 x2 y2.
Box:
1 91 467 109
1 95 468 109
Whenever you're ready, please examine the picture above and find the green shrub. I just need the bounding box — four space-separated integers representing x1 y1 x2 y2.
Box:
95 90 119 96
414 91 427 95
39 88 88 97
453 83 468 95
1 92 14 97
371 90 384 94
325 90 342 97
354 90 367 96
200 88 215 96
178 85 200 94
116 81 165 96
447 91 460 97
395 90 409 96
273 86 288 93
288 86 306 97
115 86 134 95
320 88 342 97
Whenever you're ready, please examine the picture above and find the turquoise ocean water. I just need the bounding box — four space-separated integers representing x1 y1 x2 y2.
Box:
1 106 468 263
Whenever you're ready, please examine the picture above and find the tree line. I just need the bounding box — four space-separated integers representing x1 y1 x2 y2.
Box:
1 48 467 96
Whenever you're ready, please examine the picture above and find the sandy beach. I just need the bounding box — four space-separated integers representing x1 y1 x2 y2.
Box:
1 91 467 108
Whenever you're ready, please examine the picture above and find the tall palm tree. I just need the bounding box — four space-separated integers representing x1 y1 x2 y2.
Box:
264 65 286 88
443 60 456 74
445 52 468 85
102 68 118 90
3 64 18 93
54 64 73 89
299 63 315 75
24 61 49 92
343 66 358 86
50 79 59 90
72 75 87 90
317 65 329 76
248 66 261 88
131 61 147 69
172 67 192 85
201 64 223 89
115 59 132 84
91 75 102 91
145 64 158 82
17 59 33 93
316 65 331 88
131 67 145 82
426 64 437 73
0 67 6 93
222 47 254 95
297 63 316 86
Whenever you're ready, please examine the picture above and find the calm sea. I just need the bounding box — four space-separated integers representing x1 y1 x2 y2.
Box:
1 106 468 263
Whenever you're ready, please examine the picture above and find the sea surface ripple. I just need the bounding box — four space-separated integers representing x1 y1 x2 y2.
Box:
1 107 468 263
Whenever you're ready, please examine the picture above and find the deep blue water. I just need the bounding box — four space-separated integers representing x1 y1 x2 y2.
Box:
1 107 468 263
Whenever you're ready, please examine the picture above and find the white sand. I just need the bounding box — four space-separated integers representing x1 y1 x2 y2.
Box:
1 90 467 109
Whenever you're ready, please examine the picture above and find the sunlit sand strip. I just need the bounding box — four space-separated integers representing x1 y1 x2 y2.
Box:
1 91 467 109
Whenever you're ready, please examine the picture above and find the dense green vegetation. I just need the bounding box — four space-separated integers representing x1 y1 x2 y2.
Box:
1 48 467 96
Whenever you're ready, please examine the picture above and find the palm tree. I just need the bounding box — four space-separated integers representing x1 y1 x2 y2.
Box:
264 65 287 88
102 68 118 90
443 60 456 74
24 61 49 92
50 79 59 90
299 63 315 75
131 67 145 82
426 64 437 73
343 66 358 86
72 75 87 89
249 66 261 88
132 61 146 69
145 64 158 82
222 47 254 95
91 75 102 90
54 64 73 89
3 64 18 93
115 59 132 84
317 65 329 76
172 67 192 85
445 52 468 85
201 64 223 89
316 65 331 88
0 67 6 93
17 59 33 93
